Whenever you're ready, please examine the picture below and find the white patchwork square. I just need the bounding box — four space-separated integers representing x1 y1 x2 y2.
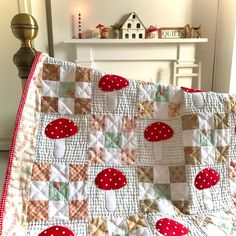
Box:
50 163 69 182
153 165 170 184
121 132 137 149
201 146 216 164
183 130 200 146
89 131 105 147
215 129 230 146
60 65 76 82
58 97 74 115
68 181 88 200
153 102 169 119
139 182 156 200
49 201 69 220
42 80 60 97
28 181 49 200
105 116 122 132
198 113 214 130
75 82 91 98
170 183 188 201
107 217 128 236
139 84 155 101
105 148 121 164
169 87 182 103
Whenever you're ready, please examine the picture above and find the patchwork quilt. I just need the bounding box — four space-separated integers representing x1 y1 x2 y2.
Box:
1 52 236 236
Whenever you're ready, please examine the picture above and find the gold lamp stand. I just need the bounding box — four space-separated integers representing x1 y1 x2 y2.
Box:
11 13 38 89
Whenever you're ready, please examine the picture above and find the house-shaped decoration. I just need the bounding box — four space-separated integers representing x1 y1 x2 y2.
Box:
120 12 146 39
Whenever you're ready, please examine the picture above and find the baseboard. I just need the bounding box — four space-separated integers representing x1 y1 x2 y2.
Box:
0 138 11 151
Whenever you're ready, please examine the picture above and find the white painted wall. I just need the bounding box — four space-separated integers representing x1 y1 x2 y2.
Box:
213 0 236 93
51 0 218 90
0 0 22 150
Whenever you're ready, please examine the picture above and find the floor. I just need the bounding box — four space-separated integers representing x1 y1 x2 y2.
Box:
0 152 9 195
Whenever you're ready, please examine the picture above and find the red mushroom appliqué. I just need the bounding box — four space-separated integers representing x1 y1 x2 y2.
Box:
181 86 206 109
98 74 129 111
38 225 75 236
144 121 174 161
95 168 127 212
45 118 78 158
194 168 220 210
156 218 189 236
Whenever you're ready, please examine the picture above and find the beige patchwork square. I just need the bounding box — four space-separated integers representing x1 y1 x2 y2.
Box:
121 116 138 132
126 215 147 233
31 163 51 181
121 149 138 165
27 201 49 221
42 63 60 81
215 146 229 163
76 67 92 82
69 200 88 219
168 102 181 117
172 200 189 215
225 96 236 113
140 199 159 213
75 98 91 114
184 147 201 165
214 113 229 129
41 97 58 113
181 114 199 130
69 164 88 181
88 147 105 164
138 101 154 118
169 165 186 183
91 115 105 131
138 166 154 182
89 218 108 236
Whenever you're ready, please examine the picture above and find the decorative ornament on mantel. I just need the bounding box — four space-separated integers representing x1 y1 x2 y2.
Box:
184 24 201 38
120 12 146 39
111 23 121 39
147 25 158 39
96 24 109 39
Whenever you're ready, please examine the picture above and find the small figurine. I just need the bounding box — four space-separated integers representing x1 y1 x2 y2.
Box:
111 23 121 39
96 24 109 39
147 25 158 39
184 24 201 38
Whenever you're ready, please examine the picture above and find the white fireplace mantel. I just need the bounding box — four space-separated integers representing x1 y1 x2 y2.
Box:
63 38 208 85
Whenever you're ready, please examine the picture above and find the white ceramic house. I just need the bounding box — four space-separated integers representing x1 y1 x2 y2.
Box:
120 12 146 39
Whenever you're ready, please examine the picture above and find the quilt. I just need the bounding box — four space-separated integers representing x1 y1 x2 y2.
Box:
1 52 236 236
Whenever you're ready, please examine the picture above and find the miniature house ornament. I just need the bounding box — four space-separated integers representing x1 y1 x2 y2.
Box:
120 12 146 39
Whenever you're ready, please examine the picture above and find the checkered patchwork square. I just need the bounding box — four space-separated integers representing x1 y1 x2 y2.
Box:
182 113 230 165
138 118 184 165
138 164 188 214
88 165 139 217
186 163 235 214
229 114 236 162
35 113 88 164
27 162 88 221
138 82 182 119
92 70 138 116
41 62 92 115
89 115 138 165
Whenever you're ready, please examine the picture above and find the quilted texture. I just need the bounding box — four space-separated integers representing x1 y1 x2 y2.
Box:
1 54 236 236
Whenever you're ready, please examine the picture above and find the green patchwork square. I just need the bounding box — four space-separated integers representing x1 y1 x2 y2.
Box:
59 82 75 98
154 184 171 199
49 182 68 201
105 132 121 148
199 129 215 146
154 85 169 102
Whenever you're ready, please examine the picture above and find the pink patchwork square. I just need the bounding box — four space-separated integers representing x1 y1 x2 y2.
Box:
121 149 138 165
122 116 138 132
91 115 106 131
69 164 88 181
88 147 105 164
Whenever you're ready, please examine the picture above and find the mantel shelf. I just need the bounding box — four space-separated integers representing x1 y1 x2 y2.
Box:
64 38 208 44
